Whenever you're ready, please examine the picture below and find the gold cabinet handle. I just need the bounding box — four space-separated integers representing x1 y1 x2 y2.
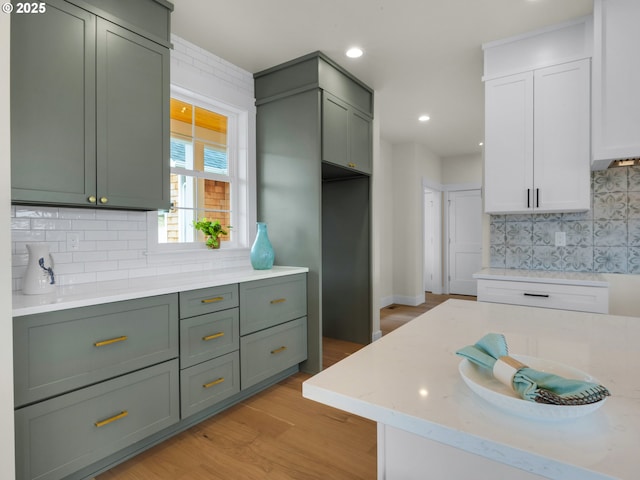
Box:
99 197 108 204
271 346 287 355
270 298 286 304
202 332 224 341
94 335 128 347
201 296 224 304
88 195 97 203
348 162 356 168
203 377 225 389
95 410 128 428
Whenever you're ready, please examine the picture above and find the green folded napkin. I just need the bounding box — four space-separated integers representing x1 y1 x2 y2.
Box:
456 333 610 405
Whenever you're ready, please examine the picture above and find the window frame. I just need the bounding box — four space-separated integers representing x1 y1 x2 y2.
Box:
147 85 251 255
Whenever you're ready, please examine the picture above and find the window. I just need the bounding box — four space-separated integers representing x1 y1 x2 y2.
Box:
157 97 237 247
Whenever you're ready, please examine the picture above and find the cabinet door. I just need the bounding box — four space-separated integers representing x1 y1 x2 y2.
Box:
96 19 170 210
11 0 97 206
322 92 372 175
592 0 640 166
484 72 534 213
534 60 591 212
349 108 373 175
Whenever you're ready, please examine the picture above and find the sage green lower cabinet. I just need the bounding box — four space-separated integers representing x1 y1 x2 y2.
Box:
240 317 308 390
239 274 307 335
179 309 240 369
13 273 308 479
15 359 179 480
14 295 179 407
180 351 240 419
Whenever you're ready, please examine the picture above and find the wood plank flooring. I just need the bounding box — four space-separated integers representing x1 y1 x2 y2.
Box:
96 293 474 480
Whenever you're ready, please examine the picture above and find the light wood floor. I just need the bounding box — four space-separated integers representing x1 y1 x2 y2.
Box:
97 293 474 480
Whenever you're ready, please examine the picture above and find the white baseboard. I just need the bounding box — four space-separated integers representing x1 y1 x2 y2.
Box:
372 330 383 342
379 296 394 309
391 294 424 307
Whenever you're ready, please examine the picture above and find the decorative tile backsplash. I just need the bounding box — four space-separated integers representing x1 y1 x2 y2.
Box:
490 166 640 274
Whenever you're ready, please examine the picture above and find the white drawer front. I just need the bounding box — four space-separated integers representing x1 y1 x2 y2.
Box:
477 279 609 314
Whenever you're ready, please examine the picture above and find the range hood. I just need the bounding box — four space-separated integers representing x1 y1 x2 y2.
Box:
607 158 640 168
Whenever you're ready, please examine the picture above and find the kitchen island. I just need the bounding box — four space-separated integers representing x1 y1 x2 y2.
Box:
303 300 638 480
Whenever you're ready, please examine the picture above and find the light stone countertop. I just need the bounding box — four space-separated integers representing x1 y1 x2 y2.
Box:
473 268 609 287
303 300 637 480
12 266 308 317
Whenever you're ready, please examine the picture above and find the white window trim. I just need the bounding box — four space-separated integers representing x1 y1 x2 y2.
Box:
146 85 254 260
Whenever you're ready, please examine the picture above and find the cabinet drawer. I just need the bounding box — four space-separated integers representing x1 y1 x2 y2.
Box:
477 279 609 314
240 274 307 335
14 294 178 407
241 317 307 390
180 308 239 369
15 359 179 480
179 284 239 319
180 351 240 419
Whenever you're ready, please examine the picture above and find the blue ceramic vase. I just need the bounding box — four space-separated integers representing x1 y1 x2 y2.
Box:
250 222 274 270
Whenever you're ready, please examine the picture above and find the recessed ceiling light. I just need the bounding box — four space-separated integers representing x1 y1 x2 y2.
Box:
346 47 363 58
418 115 430 122
479 142 484 147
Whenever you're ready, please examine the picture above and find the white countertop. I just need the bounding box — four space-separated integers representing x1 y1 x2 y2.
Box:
473 268 609 287
303 300 638 480
12 266 308 317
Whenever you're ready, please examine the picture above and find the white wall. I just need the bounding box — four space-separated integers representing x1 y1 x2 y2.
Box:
377 138 394 308
1 15 16 478
391 143 442 305
441 153 483 185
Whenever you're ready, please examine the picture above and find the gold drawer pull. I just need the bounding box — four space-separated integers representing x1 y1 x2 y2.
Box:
348 162 356 168
94 335 128 347
203 377 225 389
202 332 225 341
270 298 286 304
201 296 224 304
271 346 287 355
95 410 128 428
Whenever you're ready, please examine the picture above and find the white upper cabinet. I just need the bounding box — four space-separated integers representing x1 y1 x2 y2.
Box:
592 0 640 168
483 18 592 214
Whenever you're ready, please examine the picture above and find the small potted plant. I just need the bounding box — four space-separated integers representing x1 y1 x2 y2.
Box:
193 218 231 249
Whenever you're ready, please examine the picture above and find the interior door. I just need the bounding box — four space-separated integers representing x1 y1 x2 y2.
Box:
424 190 437 293
448 189 482 296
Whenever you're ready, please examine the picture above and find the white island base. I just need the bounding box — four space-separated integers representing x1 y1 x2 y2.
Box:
303 300 636 480
379 425 546 479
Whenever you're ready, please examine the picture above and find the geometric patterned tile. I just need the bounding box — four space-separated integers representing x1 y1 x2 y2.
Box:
593 192 627 221
531 246 562 270
628 219 640 246
505 221 533 246
532 221 561 246
628 166 640 192
628 191 640 219
563 220 593 246
628 247 640 274
490 245 506 268
593 246 628 273
593 220 628 247
490 220 506 246
561 246 594 272
593 167 627 193
505 246 532 269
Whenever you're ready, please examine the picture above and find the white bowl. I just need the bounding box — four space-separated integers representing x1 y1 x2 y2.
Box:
458 354 606 420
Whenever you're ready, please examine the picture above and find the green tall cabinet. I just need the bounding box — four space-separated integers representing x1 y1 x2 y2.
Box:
255 52 373 373
10 0 172 210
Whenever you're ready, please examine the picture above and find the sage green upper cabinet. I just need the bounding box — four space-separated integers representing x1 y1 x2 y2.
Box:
322 93 372 175
255 52 373 176
11 0 171 210
592 0 640 168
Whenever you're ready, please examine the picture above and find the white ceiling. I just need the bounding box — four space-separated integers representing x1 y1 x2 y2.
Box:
171 0 593 159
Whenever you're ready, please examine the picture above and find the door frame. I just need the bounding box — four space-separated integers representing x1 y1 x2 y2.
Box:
443 183 482 294
422 178 444 295
422 184 442 295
